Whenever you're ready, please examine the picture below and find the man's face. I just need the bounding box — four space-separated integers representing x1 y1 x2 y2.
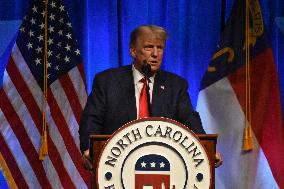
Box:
130 31 165 74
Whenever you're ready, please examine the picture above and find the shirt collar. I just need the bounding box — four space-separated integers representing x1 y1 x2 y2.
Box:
132 64 155 84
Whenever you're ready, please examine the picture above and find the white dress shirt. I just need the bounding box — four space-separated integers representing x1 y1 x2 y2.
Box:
132 64 155 118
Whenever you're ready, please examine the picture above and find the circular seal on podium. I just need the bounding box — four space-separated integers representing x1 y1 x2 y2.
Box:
96 117 212 189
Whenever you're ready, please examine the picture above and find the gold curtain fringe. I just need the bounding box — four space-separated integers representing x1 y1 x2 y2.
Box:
0 153 18 189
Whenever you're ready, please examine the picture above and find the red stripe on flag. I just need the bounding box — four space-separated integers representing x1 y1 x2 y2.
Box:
77 63 87 87
0 121 28 189
59 73 83 123
228 48 284 188
7 58 78 189
47 88 92 185
7 57 42 131
0 90 53 189
46 135 77 189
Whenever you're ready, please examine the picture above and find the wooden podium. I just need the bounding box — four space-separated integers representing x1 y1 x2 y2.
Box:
90 133 217 189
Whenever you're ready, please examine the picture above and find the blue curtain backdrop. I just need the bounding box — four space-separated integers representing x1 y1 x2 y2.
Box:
0 0 284 188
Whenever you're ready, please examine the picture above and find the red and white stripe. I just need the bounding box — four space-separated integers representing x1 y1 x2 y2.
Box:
197 49 284 189
0 44 91 188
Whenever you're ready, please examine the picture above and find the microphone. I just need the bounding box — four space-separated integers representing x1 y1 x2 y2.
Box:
142 60 152 78
141 60 152 116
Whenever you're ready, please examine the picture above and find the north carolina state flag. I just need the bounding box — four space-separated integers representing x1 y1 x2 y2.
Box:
197 0 284 188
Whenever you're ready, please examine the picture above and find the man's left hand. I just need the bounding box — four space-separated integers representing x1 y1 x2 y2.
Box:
214 151 223 168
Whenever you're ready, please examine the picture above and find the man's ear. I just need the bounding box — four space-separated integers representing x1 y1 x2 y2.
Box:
130 47 136 58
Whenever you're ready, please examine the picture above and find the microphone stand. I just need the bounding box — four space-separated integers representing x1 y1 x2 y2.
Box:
142 60 152 117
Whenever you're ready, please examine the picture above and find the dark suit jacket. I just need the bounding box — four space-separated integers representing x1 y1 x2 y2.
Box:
79 65 205 152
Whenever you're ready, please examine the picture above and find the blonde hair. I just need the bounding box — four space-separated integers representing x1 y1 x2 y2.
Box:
129 25 168 48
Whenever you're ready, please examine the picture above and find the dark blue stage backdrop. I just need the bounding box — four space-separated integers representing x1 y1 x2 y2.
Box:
0 0 283 188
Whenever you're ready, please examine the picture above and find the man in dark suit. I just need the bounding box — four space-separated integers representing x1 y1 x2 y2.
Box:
79 25 221 169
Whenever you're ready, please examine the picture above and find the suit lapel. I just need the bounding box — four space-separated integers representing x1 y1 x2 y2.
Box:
152 71 169 117
119 66 137 121
119 67 170 120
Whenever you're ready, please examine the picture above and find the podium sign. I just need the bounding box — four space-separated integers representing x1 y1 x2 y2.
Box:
93 118 214 189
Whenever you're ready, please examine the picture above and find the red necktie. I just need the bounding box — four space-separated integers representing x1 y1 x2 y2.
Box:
139 78 149 118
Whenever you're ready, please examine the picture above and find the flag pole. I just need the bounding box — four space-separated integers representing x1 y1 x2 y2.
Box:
243 0 253 151
39 0 49 160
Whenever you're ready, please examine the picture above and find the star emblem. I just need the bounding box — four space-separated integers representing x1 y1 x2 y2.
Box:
150 162 156 167
141 161 146 168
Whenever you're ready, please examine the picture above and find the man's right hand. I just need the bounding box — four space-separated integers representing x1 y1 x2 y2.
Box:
81 149 93 171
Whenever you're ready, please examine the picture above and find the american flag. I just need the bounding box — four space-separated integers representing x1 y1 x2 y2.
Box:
0 0 91 188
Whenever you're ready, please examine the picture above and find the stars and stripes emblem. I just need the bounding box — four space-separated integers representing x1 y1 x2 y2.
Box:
135 154 172 189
